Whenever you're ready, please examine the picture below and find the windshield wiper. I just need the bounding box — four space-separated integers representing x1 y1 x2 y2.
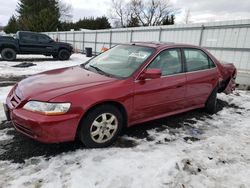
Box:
89 65 112 77
80 63 88 69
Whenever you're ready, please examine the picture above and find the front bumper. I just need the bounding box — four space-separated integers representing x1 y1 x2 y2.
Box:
7 106 81 143
3 103 10 121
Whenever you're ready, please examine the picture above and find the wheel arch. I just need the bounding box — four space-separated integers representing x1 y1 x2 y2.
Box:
76 100 128 138
58 47 70 53
0 45 18 52
203 80 220 108
218 76 231 93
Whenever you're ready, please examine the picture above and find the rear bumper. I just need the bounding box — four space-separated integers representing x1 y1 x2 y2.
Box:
224 78 236 94
9 107 81 143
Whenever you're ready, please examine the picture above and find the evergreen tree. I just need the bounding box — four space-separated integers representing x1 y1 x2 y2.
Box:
59 16 111 31
4 15 19 33
17 0 60 32
127 16 140 27
4 1 111 32
162 14 175 25
170 14 175 25
95 17 111 29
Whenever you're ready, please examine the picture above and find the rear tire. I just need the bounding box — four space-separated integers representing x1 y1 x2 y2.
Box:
1 48 16 61
58 49 70 60
205 88 217 114
78 105 123 148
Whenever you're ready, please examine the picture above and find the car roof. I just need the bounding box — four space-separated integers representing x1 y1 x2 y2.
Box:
127 42 200 49
17 31 42 35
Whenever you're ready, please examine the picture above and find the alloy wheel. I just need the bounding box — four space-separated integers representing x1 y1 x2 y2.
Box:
90 113 118 143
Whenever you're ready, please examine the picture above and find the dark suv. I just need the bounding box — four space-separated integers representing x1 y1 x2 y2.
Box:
0 31 73 61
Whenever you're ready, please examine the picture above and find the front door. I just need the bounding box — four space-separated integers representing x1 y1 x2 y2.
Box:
132 48 186 123
37 34 54 54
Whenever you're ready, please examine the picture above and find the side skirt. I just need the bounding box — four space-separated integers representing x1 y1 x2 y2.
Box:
128 104 204 127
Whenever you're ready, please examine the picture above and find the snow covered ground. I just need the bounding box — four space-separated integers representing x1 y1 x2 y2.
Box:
0 54 250 188
0 54 89 77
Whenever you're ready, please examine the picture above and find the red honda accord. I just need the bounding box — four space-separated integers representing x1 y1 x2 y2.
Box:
4 43 236 148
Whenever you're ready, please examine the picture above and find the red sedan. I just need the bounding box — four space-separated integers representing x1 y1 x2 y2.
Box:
4 43 236 148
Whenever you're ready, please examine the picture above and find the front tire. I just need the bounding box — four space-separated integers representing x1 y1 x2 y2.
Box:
78 105 123 148
205 88 217 114
58 49 70 60
1 48 16 61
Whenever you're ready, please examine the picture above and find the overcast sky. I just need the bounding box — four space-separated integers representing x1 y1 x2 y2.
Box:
1 0 250 26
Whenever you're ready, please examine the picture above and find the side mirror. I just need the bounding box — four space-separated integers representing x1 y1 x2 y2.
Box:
139 68 162 80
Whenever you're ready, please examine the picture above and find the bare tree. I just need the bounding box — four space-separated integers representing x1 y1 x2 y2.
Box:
109 0 133 27
110 0 177 27
59 1 72 22
184 8 191 24
131 0 177 26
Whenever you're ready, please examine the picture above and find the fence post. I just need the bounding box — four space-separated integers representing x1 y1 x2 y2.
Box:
109 30 112 48
56 29 59 41
94 31 97 55
158 27 162 42
82 32 85 54
199 25 205 46
65 32 68 43
73 31 76 49
130 30 133 43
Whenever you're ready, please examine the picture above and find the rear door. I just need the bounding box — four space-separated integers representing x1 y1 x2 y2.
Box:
183 48 219 107
19 33 40 54
132 48 186 122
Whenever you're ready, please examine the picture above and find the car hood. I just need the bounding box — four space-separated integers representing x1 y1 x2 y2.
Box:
17 66 116 101
55 41 72 47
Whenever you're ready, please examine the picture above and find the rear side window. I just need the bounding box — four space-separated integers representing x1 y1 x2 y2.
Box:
21 33 37 43
209 58 216 68
148 49 182 76
184 49 215 72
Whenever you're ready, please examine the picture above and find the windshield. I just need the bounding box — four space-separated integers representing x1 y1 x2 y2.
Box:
84 45 155 78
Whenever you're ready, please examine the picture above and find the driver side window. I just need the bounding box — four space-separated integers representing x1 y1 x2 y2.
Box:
148 49 182 76
38 35 51 43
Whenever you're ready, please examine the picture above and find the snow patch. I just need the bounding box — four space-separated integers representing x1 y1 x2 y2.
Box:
0 86 12 122
0 54 90 77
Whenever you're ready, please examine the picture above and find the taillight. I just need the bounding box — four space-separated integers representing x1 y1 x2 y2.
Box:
232 70 237 79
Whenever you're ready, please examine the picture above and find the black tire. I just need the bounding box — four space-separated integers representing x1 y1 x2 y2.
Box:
58 49 70 60
205 88 217 114
78 105 123 148
1 48 16 61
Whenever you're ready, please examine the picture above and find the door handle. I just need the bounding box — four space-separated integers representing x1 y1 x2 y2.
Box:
176 85 183 88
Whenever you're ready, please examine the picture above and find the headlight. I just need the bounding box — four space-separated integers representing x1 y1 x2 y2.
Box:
23 101 71 115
